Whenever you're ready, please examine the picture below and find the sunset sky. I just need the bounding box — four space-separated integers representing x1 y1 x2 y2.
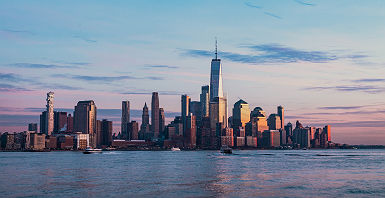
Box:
1 0 385 144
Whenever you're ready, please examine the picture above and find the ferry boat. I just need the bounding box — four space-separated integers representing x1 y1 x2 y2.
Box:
171 147 181 151
220 145 232 154
83 147 102 154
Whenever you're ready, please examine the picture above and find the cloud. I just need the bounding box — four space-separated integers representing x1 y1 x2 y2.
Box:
293 0 315 6
244 2 281 19
0 73 21 82
263 12 282 19
144 65 179 69
9 63 78 69
319 106 365 110
53 74 164 82
244 2 262 9
0 84 31 92
352 78 385 83
183 43 366 64
0 28 34 35
328 121 385 128
304 85 385 94
73 35 97 43
121 90 185 96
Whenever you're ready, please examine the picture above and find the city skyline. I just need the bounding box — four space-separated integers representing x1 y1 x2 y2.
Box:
1 0 385 145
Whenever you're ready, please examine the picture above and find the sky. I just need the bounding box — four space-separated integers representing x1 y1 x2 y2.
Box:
1 0 385 144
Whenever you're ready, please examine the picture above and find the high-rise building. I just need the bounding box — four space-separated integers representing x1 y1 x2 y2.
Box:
181 95 191 135
121 101 130 139
262 130 281 148
40 111 47 134
101 119 112 147
28 123 38 133
277 106 284 130
67 114 73 132
210 40 223 101
127 121 139 140
190 101 202 120
200 85 210 117
159 108 165 135
324 125 331 142
209 97 228 130
151 92 160 138
74 100 97 147
140 103 151 140
96 120 102 147
267 114 281 130
45 92 54 136
54 111 68 133
184 114 196 148
232 99 251 130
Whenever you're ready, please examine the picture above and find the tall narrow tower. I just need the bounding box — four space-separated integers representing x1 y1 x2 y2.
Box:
277 106 284 129
151 92 160 138
121 101 130 139
209 39 223 101
45 91 54 136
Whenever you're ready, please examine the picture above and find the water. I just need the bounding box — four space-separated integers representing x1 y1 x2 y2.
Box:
1 150 385 198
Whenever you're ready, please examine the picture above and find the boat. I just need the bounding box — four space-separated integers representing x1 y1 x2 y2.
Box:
220 145 232 154
83 147 102 154
171 147 181 151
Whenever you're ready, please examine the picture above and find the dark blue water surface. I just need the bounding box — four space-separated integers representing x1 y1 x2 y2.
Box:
1 149 385 197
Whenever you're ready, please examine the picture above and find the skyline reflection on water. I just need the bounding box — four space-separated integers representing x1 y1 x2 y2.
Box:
1 150 385 197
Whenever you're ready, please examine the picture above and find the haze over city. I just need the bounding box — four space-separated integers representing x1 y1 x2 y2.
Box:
1 0 385 145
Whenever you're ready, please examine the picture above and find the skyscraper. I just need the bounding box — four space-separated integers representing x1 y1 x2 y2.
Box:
277 106 284 130
181 94 190 135
140 103 150 139
209 40 223 101
54 111 68 133
45 92 54 136
101 119 112 147
151 92 160 138
267 114 281 130
121 101 130 139
159 108 165 135
200 85 210 117
232 99 251 129
74 100 97 147
128 121 139 140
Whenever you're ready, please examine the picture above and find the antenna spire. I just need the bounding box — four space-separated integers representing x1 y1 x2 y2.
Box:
215 38 218 59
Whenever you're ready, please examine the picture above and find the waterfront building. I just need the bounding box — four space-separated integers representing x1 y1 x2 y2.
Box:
151 92 160 139
262 130 281 148
30 133 46 150
46 136 57 150
57 135 73 150
121 101 130 139
28 123 38 133
246 136 257 147
200 85 210 117
71 132 89 150
181 94 191 136
277 106 284 130
221 127 234 147
184 114 197 148
74 100 97 147
101 119 112 147
128 121 139 140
